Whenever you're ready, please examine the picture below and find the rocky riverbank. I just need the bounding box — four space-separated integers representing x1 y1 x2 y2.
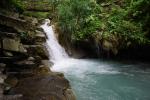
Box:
0 6 76 100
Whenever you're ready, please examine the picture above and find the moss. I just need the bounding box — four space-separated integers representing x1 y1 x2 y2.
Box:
23 11 49 18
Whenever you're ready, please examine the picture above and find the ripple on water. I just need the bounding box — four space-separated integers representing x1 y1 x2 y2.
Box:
52 59 150 100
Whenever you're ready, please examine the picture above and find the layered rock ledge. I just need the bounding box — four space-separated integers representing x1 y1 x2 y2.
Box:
0 9 76 100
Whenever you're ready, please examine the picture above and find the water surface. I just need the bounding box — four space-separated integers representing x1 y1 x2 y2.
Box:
52 59 150 100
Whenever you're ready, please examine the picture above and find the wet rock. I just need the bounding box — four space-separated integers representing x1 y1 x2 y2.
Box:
0 74 7 84
53 72 64 78
5 59 36 77
0 13 31 32
0 57 25 63
37 26 44 32
6 70 34 78
4 86 11 92
4 76 18 87
10 74 75 100
14 60 36 68
24 45 49 59
34 30 46 43
0 63 5 72
34 65 51 75
0 77 4 84
0 63 6 68
102 39 118 55
3 51 13 57
32 18 38 26
64 89 76 100
0 94 23 100
0 31 18 39
0 84 4 94
27 56 35 61
41 60 53 68
2 38 27 53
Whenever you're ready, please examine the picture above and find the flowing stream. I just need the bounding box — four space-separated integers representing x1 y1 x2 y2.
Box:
41 19 150 100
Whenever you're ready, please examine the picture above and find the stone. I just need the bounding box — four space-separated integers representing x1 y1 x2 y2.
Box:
102 39 118 55
24 45 49 59
53 72 64 78
4 76 18 87
4 86 11 92
37 26 44 32
0 57 23 63
13 60 37 68
0 31 17 39
34 65 51 75
27 57 35 61
32 18 38 26
0 74 7 80
3 51 13 57
0 63 6 73
41 60 53 68
10 74 75 100
0 74 7 84
64 89 76 100
2 94 23 100
34 30 46 43
0 84 4 94
0 13 31 32
0 77 4 84
2 38 27 53
102 40 113 51
0 63 6 68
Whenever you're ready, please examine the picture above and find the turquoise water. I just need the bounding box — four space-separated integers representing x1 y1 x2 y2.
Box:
52 59 150 100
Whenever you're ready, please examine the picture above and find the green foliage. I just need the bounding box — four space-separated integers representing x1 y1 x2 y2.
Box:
19 32 28 40
1 0 25 13
126 0 150 36
23 11 49 18
56 0 150 46
57 0 100 41
11 0 25 13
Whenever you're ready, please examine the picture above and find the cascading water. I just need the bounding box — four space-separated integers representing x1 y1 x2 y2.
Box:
41 19 150 100
41 19 68 62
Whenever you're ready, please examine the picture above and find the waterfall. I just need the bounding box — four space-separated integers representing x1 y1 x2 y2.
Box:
41 19 68 62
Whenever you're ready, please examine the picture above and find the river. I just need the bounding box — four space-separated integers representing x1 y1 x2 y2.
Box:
52 59 150 100
41 19 150 100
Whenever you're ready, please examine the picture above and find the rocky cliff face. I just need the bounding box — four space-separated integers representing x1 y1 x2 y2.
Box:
0 1 76 100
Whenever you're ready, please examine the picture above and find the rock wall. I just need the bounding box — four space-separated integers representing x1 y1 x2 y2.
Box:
0 9 76 100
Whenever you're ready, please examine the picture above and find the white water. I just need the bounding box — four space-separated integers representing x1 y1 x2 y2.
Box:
40 19 120 74
41 19 68 62
41 19 150 100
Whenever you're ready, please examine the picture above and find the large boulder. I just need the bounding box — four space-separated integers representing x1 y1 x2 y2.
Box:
10 74 76 100
1 38 27 53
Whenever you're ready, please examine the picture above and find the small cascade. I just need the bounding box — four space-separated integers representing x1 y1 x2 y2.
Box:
41 19 68 62
40 19 150 100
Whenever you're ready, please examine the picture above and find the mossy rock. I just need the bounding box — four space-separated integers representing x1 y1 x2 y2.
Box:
23 11 50 18
34 65 51 75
